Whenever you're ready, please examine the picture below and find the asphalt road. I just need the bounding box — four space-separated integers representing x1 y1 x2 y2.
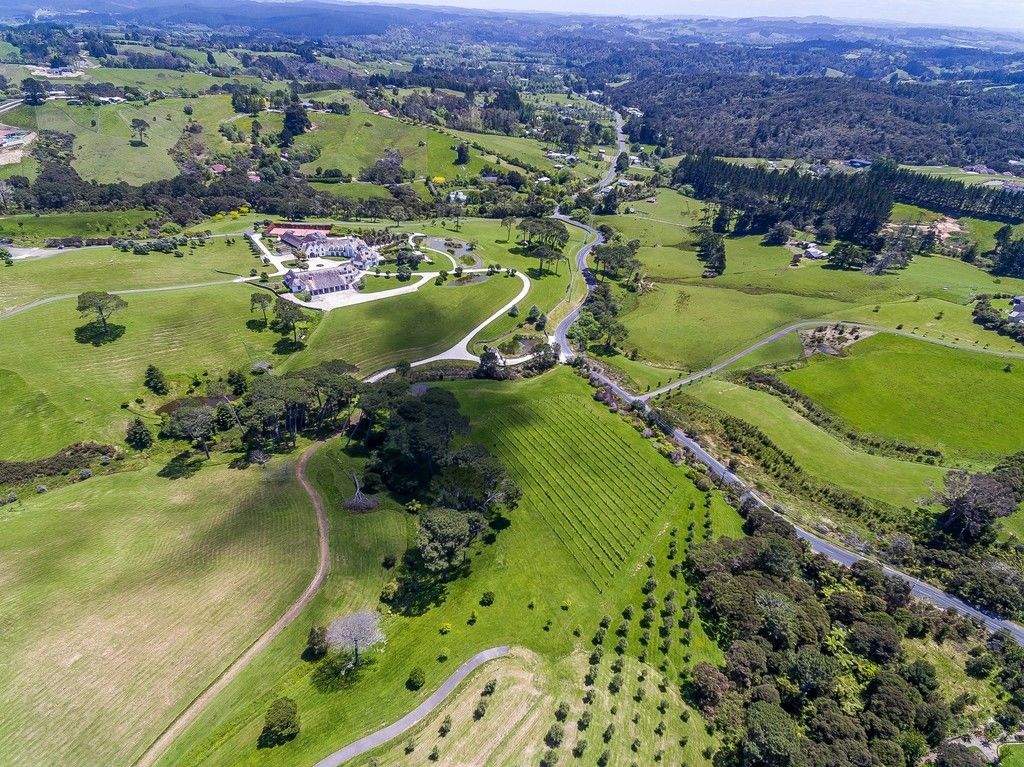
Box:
312 646 510 767
545 145 1024 644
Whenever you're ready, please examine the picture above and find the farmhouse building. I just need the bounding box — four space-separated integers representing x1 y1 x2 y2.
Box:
283 263 360 296
804 245 829 260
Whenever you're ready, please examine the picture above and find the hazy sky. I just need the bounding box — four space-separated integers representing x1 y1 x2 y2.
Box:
341 0 1024 31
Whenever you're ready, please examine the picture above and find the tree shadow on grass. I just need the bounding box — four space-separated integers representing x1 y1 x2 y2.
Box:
246 318 268 332
157 451 205 479
273 337 306 355
74 322 125 346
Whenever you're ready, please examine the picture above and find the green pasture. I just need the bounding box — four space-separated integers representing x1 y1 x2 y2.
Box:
310 181 394 199
689 378 946 507
283 276 519 376
0 209 155 246
1 237 258 312
0 455 317 767
4 95 237 184
157 368 736 767
781 333 1024 464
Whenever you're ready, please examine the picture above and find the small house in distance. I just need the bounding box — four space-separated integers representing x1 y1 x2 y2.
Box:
804 244 829 260
845 158 872 169
1010 296 1024 323
283 263 360 296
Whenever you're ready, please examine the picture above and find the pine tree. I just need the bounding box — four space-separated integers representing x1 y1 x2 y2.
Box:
144 365 168 395
125 418 153 450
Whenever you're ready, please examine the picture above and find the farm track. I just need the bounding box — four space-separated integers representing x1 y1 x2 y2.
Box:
133 440 332 767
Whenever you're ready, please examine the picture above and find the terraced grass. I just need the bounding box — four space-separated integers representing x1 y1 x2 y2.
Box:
689 378 946 507
781 333 1024 464
155 369 737 767
1 237 259 312
0 209 155 246
0 455 317 767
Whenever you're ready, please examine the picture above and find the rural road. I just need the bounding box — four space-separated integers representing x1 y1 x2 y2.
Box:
133 441 332 767
312 646 511 767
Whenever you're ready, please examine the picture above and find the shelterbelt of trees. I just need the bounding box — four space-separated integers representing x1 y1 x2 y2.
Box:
672 153 893 244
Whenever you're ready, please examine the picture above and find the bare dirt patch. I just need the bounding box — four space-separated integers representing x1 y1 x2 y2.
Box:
799 323 876 357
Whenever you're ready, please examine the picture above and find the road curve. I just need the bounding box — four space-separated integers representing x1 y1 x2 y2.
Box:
313 646 510 767
133 441 332 767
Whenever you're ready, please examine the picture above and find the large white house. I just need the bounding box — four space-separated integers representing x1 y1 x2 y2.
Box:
279 231 381 269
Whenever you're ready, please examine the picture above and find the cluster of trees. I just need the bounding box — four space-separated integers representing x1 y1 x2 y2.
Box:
869 160 1024 223
673 153 893 244
690 507 968 767
610 72 1024 167
351 384 520 578
571 283 626 352
972 296 1024 343
358 149 414 185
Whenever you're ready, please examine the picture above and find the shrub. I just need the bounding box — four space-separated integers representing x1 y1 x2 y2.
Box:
473 699 489 719
540 750 559 767
305 625 327 661
79 468 92 480
480 591 495 606
429 746 439 761
482 679 497 696
439 714 452 736
258 697 299 748
438 623 452 635
573 738 588 758
407 666 426 691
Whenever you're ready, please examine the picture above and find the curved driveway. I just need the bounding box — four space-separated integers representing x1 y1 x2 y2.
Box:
312 646 510 767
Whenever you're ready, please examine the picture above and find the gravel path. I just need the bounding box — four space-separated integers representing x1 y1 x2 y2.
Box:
133 441 332 767
312 646 510 767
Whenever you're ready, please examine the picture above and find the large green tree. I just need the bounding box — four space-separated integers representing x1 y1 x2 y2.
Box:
76 291 127 334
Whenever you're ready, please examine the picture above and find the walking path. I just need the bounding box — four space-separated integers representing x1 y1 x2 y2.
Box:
133 441 333 767
312 646 510 767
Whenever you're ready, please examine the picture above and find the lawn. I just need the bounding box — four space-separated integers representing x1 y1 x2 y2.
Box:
1 237 260 312
281 275 521 376
155 368 737 767
688 378 947 507
1004 744 1024 767
0 271 524 457
0 209 156 247
780 333 1024 464
0 455 317 767
310 180 395 199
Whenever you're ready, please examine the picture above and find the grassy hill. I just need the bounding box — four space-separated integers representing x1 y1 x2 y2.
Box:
155 368 739 767
0 455 317 767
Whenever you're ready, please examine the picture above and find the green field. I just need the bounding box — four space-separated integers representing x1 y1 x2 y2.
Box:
689 378 946 507
156 368 738 767
593 192 1024 382
3 95 238 184
282 276 520 376
0 273 520 458
310 181 395 199
781 333 1024 463
0 455 317 767
1 237 259 312
0 210 156 247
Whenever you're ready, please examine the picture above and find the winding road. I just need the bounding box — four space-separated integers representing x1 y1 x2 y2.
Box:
134 441 332 767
